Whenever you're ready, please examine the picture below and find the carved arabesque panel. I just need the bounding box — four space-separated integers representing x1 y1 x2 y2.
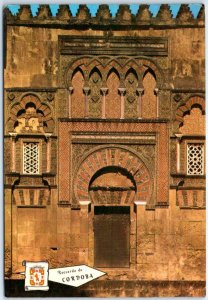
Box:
124 70 138 118
132 144 155 174
89 69 102 118
71 144 97 178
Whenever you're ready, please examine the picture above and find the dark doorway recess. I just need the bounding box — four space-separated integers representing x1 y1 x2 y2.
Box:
94 206 130 268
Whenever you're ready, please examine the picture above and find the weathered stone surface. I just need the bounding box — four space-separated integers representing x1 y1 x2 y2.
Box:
116 5 132 22
197 5 205 21
95 5 112 21
57 5 72 21
135 5 152 22
156 4 174 24
37 5 52 19
76 5 91 21
176 4 194 22
17 5 32 21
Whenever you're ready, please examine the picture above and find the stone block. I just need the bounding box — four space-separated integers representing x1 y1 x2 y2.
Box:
180 249 206 281
180 221 203 235
136 263 169 280
137 234 155 252
180 209 205 221
79 248 89 264
35 233 50 247
187 235 205 250
70 211 81 234
17 234 35 247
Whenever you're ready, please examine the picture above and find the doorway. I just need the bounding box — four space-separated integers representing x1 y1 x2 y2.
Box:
94 206 130 268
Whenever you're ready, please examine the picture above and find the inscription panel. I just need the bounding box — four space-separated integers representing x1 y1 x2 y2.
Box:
59 36 168 56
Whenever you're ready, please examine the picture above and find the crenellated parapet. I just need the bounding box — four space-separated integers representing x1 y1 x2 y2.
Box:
4 4 204 28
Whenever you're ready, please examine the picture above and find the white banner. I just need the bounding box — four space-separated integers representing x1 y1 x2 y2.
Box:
49 265 106 287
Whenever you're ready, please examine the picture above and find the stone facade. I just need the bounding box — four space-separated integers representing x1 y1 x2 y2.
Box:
4 4 205 297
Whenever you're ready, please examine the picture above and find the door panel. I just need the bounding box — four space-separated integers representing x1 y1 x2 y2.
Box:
94 206 130 268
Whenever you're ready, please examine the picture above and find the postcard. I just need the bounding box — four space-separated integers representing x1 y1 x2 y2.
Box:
4 3 205 297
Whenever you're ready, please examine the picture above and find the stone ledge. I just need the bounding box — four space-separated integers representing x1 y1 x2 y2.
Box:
4 279 206 297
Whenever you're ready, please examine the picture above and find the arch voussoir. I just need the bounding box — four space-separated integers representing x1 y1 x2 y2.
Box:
74 146 153 205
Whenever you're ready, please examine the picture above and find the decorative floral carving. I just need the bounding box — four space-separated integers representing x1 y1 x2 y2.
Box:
7 93 15 101
125 71 137 103
47 93 54 102
173 94 182 102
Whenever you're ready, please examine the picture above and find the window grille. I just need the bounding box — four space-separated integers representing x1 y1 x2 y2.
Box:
187 143 204 175
23 142 39 174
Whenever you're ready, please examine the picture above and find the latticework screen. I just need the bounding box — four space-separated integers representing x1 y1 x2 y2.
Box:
23 142 39 174
187 143 204 175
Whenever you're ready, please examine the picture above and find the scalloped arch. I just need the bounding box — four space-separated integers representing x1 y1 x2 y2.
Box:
7 93 55 133
175 95 205 126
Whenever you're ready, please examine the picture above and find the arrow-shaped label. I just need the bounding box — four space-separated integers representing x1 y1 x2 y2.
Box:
49 265 106 287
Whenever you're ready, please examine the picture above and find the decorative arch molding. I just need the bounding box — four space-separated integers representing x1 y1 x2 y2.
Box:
65 55 93 85
175 95 205 127
73 145 153 205
124 56 164 86
7 93 55 133
65 55 164 88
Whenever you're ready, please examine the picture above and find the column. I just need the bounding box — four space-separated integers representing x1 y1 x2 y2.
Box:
9 133 17 172
68 86 73 118
136 88 144 118
118 87 126 119
83 87 90 118
154 87 159 117
79 201 91 264
100 87 108 119
45 133 52 173
134 201 147 269
175 134 183 173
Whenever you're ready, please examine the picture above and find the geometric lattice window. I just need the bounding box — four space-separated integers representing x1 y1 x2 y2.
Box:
187 143 204 175
23 142 39 174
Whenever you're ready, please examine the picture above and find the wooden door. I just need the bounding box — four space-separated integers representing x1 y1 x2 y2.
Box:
94 206 130 268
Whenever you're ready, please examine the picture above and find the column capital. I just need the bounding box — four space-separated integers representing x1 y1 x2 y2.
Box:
68 86 74 94
136 87 144 95
79 200 91 206
83 87 91 95
175 133 183 140
44 133 52 141
154 87 159 95
9 132 18 140
118 87 126 95
134 201 147 206
100 87 108 95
